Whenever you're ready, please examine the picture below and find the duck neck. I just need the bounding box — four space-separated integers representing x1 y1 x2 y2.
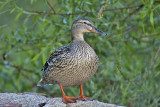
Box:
71 29 84 41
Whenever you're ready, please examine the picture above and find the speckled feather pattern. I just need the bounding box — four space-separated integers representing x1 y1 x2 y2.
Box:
39 40 99 87
37 18 104 87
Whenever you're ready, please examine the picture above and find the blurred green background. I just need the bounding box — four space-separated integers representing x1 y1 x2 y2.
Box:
0 0 160 107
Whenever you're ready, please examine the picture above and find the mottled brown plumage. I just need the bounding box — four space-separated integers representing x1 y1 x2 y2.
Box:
37 18 106 103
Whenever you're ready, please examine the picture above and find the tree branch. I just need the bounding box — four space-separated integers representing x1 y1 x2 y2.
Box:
120 4 144 22
26 4 144 16
46 0 56 14
143 45 160 78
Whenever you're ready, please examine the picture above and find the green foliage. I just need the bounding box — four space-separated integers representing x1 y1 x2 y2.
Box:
0 0 160 107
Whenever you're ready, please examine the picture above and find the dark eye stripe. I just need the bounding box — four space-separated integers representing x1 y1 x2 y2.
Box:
77 22 92 27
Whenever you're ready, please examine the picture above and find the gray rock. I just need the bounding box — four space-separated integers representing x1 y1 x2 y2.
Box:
0 93 124 107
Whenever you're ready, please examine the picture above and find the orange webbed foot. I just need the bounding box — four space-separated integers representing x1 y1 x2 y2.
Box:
77 95 93 101
77 84 93 101
62 96 77 104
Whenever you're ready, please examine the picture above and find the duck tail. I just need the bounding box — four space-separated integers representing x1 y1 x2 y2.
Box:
37 79 45 87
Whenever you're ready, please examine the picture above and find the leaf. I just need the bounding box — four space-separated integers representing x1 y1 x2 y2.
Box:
150 11 154 27
10 8 15 13
0 2 6 10
32 54 40 62
39 22 48 31
42 52 46 65
15 12 22 21
31 0 34 4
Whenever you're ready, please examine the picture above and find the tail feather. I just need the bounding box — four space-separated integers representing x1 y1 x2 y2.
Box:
37 79 46 87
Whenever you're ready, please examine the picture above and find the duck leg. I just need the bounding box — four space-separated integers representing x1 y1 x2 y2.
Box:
77 84 93 101
59 84 77 104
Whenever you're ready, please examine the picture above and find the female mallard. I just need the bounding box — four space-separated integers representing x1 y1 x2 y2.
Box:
37 18 106 104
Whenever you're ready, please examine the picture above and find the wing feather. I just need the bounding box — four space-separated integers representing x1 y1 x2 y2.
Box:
41 46 70 72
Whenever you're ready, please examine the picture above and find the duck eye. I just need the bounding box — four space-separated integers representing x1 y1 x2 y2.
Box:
84 22 87 24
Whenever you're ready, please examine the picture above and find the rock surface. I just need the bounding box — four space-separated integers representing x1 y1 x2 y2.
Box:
0 93 124 107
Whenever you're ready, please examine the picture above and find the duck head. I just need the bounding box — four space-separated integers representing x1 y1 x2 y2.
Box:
71 18 106 40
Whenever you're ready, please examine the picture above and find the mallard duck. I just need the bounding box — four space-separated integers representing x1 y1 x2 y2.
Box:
37 18 106 104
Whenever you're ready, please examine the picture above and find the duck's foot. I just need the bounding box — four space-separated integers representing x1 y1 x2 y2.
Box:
77 95 93 101
62 96 77 104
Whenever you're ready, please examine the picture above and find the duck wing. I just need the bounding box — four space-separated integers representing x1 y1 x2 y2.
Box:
42 46 70 72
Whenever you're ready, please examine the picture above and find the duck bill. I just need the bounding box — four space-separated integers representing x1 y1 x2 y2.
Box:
90 27 106 35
